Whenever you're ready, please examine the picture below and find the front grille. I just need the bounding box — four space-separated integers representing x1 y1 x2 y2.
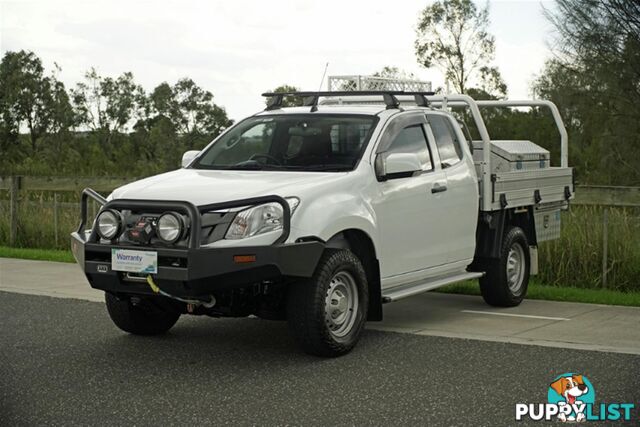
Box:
200 211 235 245
96 209 237 248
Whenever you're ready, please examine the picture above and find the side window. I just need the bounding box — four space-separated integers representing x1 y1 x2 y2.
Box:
387 124 433 171
428 115 463 168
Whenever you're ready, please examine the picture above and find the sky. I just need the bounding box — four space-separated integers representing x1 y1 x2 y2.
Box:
0 0 557 121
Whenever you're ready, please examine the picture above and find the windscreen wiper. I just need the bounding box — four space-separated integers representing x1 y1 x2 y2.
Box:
222 161 265 170
299 164 353 172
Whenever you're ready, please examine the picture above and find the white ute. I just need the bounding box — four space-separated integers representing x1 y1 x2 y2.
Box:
71 87 574 357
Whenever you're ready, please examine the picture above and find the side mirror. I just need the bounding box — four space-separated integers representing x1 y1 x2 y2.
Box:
181 150 200 168
375 152 422 180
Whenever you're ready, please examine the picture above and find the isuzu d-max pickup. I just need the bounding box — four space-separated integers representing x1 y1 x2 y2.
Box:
71 89 573 357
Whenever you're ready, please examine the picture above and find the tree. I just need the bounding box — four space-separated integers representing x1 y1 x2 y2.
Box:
0 54 21 160
0 50 73 154
41 64 77 168
415 0 504 95
72 68 146 135
478 66 506 98
534 0 640 185
0 51 233 176
149 82 174 122
150 78 232 137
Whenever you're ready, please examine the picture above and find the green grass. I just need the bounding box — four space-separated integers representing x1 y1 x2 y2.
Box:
0 246 75 263
436 280 640 307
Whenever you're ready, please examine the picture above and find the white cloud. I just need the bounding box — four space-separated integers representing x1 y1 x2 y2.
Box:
1 0 556 120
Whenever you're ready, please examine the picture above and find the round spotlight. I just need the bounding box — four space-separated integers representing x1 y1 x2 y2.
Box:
156 212 185 243
96 209 123 240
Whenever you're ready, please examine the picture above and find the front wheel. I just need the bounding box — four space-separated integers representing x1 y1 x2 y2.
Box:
479 226 530 307
105 293 180 335
287 249 369 357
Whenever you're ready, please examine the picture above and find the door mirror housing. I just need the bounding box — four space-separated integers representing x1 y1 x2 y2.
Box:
375 152 422 180
182 150 200 168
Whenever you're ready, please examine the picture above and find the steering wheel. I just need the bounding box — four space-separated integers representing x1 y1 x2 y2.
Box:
249 153 282 165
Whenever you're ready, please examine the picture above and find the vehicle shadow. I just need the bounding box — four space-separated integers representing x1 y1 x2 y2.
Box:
89 315 388 369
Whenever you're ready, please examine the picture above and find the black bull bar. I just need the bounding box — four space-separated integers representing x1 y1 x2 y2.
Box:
71 188 324 297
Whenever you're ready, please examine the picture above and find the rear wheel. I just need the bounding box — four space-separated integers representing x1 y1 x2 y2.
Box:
287 249 368 357
479 226 530 307
105 293 180 335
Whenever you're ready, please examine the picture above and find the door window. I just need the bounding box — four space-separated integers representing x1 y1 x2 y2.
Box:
387 125 433 171
428 115 463 168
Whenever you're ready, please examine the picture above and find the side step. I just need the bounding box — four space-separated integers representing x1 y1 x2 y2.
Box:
382 272 484 303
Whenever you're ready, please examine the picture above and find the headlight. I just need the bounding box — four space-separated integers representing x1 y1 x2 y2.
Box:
156 212 185 243
96 209 123 240
225 197 299 240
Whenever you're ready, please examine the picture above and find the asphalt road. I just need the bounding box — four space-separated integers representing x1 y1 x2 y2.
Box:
4 258 640 355
1 292 639 426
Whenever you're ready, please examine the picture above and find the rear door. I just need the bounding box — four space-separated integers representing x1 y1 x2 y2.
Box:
373 113 451 279
425 112 478 264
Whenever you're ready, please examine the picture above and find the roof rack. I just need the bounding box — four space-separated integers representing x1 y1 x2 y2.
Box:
261 91 436 112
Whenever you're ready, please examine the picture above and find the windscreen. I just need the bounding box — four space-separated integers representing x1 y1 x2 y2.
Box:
192 114 377 172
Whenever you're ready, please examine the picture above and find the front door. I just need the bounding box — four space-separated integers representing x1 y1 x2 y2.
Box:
373 114 451 279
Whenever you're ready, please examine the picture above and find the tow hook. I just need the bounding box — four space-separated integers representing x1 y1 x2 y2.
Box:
146 275 216 308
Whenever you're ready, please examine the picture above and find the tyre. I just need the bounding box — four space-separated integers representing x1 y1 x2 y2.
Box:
287 249 369 357
479 226 530 307
105 293 180 335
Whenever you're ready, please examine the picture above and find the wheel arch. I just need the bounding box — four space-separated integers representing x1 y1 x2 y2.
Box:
472 207 536 266
326 229 382 321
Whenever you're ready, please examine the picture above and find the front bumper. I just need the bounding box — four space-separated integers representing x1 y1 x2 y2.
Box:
71 189 324 298
72 231 324 297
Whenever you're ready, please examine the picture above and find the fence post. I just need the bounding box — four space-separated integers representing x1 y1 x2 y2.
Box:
602 207 609 288
9 176 22 246
54 192 59 246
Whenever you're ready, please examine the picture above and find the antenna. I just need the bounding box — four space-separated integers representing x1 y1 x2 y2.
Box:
318 62 329 92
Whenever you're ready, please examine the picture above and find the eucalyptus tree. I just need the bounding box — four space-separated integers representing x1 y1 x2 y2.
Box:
415 0 505 96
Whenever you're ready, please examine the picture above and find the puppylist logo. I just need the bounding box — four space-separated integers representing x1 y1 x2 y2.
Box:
516 373 636 422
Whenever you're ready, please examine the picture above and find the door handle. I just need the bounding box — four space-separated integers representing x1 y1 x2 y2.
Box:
431 183 448 194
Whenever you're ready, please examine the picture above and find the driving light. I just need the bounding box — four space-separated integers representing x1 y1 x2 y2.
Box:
96 209 123 240
157 212 185 243
225 197 299 240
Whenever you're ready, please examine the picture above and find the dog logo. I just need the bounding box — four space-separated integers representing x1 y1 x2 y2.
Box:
547 373 595 422
516 373 635 422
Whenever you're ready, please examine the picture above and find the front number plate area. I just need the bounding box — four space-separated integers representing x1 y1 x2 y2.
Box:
112 249 158 274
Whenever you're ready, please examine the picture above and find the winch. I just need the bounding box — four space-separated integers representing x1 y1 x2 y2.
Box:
127 216 156 244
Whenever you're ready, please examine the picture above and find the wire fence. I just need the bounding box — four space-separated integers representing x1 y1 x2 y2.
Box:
538 205 640 292
1 176 639 291
0 176 129 250
0 193 102 249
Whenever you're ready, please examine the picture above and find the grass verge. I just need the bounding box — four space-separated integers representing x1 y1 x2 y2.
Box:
1 247 639 307
436 280 640 307
0 246 75 263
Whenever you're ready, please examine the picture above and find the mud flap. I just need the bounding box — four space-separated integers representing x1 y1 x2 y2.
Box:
529 246 539 275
